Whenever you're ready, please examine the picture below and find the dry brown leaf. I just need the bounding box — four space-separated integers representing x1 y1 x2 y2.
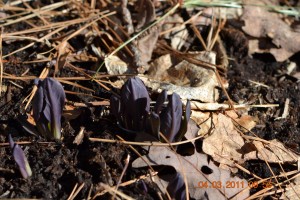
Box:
55 41 72 73
234 115 256 132
68 52 98 62
135 0 156 31
27 112 36 126
132 146 249 199
200 112 298 165
143 51 219 102
242 4 300 61
134 0 159 66
105 55 131 75
281 176 300 199
148 54 173 78
162 14 190 50
63 105 83 121
191 111 212 136
121 0 134 35
243 139 299 163
136 28 159 66
248 39 269 55
202 113 245 167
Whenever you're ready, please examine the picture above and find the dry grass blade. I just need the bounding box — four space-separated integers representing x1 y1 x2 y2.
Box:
67 183 78 200
99 183 135 200
0 1 69 27
112 154 130 200
92 172 158 198
67 183 85 200
89 135 204 146
59 79 94 93
64 90 105 100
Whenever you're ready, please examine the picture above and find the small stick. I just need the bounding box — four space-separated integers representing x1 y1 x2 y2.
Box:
112 154 130 200
275 98 290 120
0 27 3 96
73 127 85 145
67 183 78 200
89 135 203 146
99 183 134 200
68 183 85 200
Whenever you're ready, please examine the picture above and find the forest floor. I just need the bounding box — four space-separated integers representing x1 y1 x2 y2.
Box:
1 0 300 199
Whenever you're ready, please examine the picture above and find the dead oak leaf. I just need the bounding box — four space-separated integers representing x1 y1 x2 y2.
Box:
243 139 299 163
143 51 219 102
202 113 245 168
242 4 300 61
135 0 159 66
132 146 249 199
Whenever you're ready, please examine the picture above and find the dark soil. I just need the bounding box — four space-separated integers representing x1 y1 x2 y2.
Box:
1 1 300 199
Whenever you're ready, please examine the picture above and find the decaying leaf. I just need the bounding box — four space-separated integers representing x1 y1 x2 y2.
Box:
281 176 300 199
134 0 159 66
198 111 298 166
121 0 134 35
242 2 300 61
234 115 256 132
55 41 72 73
135 0 156 31
132 146 249 199
105 55 131 75
191 111 212 136
202 113 245 168
162 14 190 50
142 51 219 102
243 139 299 163
63 105 83 121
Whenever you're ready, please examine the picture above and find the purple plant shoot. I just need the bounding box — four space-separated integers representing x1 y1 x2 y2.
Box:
32 78 65 140
8 134 32 179
120 77 150 131
159 93 183 142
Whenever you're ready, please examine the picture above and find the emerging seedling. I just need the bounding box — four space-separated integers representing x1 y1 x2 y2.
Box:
111 77 191 143
8 134 32 179
111 77 150 131
32 78 65 140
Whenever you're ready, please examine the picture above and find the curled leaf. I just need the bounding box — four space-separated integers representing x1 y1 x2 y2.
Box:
8 134 32 179
32 78 65 140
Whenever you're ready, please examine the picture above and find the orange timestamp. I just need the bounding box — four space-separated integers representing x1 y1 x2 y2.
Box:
195 180 273 189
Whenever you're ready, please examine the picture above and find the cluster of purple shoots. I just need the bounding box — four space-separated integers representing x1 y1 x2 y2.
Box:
110 77 191 143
